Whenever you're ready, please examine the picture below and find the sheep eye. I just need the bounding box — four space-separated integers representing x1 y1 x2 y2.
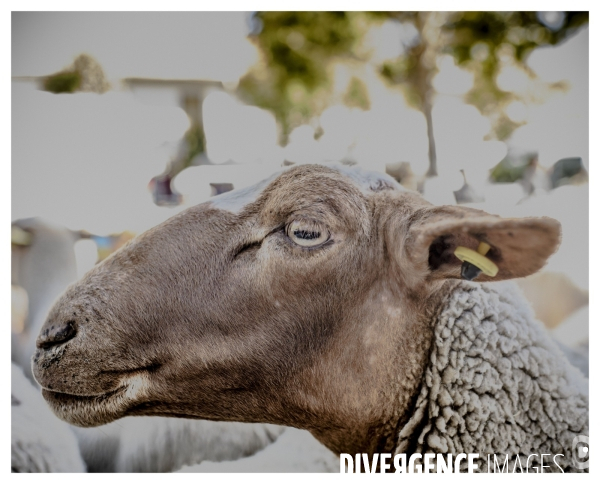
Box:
286 221 330 247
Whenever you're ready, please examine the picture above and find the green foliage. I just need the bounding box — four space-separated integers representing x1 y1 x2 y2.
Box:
442 11 588 138
380 55 422 109
183 122 206 168
237 12 371 142
490 156 530 183
241 10 589 178
378 11 588 142
43 71 81 94
42 54 110 94
549 157 587 188
254 11 358 87
444 11 589 64
165 122 206 182
344 76 370 110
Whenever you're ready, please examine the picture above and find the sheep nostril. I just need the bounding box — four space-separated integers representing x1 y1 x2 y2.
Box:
36 320 77 349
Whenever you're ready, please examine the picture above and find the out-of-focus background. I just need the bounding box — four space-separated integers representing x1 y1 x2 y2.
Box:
11 11 589 473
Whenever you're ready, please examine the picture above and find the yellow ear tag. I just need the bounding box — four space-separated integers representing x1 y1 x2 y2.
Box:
454 242 499 277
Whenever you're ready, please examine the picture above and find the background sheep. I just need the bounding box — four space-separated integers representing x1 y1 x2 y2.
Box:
179 428 338 473
12 363 85 472
73 418 283 472
111 418 282 472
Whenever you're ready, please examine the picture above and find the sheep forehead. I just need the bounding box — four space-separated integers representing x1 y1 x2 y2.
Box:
208 164 402 214
328 164 402 194
208 171 282 214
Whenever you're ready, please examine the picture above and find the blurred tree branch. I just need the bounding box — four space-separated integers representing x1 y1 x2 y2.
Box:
442 11 588 140
378 11 588 177
237 12 371 144
239 11 588 178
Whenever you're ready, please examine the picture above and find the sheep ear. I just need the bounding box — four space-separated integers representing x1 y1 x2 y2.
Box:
400 205 561 284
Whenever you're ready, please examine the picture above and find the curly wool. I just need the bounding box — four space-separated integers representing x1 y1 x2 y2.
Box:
395 281 589 473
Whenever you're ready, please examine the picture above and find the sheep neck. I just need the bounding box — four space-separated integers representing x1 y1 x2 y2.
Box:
283 279 458 457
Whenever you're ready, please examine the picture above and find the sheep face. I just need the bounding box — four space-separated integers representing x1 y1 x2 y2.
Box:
33 165 560 453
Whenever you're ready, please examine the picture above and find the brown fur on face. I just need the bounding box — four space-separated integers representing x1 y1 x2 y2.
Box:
33 164 560 456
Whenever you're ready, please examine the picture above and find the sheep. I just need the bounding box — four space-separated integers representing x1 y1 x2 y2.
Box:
178 427 338 473
110 418 282 472
551 305 589 378
72 418 282 472
32 164 588 472
515 271 588 330
12 362 86 472
553 305 589 350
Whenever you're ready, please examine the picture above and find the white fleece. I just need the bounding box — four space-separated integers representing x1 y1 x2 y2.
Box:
395 281 589 473
177 427 338 473
11 363 86 472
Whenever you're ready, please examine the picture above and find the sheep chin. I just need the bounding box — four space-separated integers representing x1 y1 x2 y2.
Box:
40 374 150 428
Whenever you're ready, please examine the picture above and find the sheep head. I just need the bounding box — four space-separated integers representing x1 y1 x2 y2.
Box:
33 164 560 454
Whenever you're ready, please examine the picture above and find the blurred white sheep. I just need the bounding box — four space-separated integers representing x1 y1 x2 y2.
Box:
74 417 283 472
12 363 86 472
178 427 338 473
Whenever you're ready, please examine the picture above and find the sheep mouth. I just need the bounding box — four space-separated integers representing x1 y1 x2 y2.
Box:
41 384 127 402
41 383 138 427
